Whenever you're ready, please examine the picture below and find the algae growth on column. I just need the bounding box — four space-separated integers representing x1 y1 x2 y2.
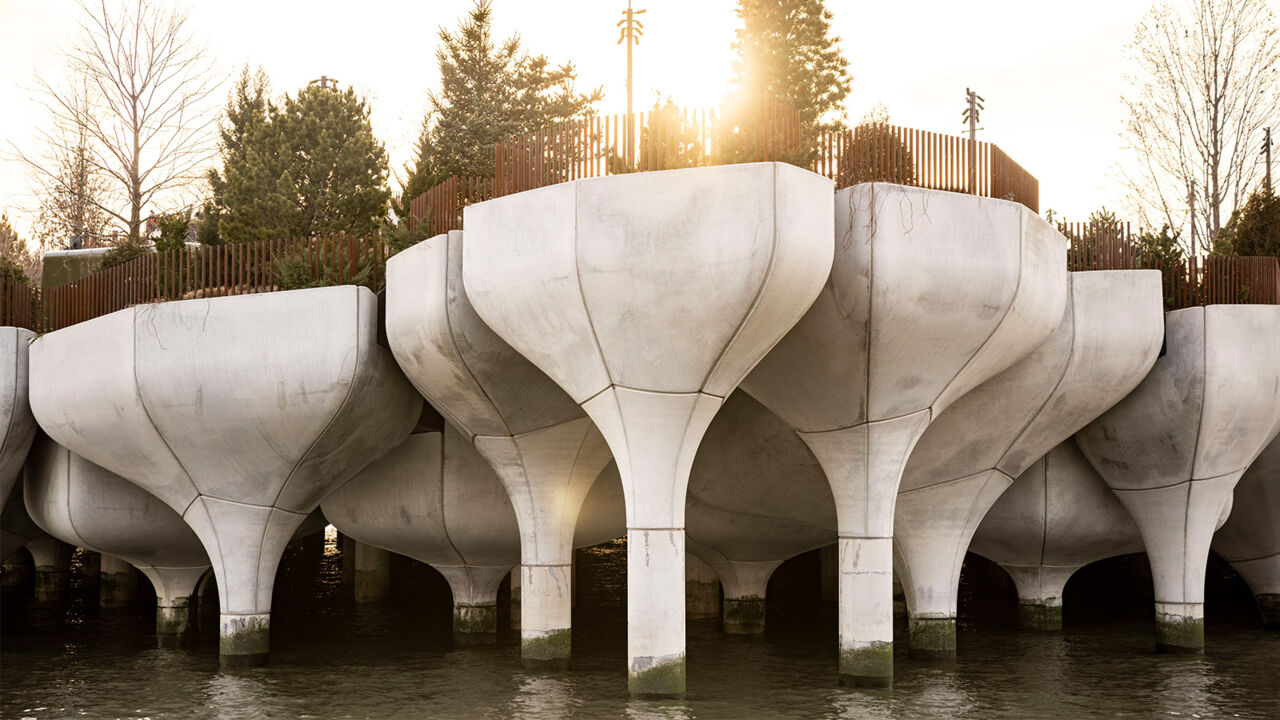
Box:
463 163 834 696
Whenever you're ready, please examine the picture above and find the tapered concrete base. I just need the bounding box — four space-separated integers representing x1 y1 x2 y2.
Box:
908 617 956 661
838 643 893 688
353 542 391 603
628 654 686 698
522 629 571 670
723 596 765 635
33 568 67 605
1018 602 1063 631
453 603 498 645
509 572 522 632
100 571 137 608
1155 604 1204 653
1259 594 1280 630
220 614 270 667
686 556 720 620
156 599 194 648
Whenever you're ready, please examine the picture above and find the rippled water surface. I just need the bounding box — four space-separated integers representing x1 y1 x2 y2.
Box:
3 538 1277 719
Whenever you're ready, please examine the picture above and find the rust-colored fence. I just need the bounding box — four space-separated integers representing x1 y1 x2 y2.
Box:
12 235 388 333
1061 221 1141 271
407 175 496 237
1 278 38 331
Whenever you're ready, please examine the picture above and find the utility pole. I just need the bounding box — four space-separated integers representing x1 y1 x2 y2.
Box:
1188 179 1197 267
617 2 646 168
1264 127 1273 193
962 88 984 195
310 75 339 90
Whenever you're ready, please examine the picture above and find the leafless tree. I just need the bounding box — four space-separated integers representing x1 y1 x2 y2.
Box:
1121 0 1280 256
29 81 114 251
17 0 222 245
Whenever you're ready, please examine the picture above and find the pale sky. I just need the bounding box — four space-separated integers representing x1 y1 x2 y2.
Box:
2 0 1275 242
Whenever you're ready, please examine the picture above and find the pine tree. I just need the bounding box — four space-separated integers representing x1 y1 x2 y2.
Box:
0 214 40 285
398 0 600 219
208 66 271 242
729 0 852 129
1217 187 1280 260
215 82 391 243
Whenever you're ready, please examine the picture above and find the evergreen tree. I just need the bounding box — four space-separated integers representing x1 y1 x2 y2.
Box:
216 83 391 243
208 66 271 239
1216 186 1280 260
398 0 600 219
729 0 852 129
0 214 40 285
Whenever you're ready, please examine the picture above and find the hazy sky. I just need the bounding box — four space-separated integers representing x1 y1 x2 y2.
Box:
2 0 1274 241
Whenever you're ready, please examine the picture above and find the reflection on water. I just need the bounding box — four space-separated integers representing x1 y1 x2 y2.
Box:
2 541 1277 719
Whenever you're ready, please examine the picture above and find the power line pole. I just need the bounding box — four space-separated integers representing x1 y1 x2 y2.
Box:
1264 127 1273 193
310 75 339 90
617 2 645 168
962 88 984 195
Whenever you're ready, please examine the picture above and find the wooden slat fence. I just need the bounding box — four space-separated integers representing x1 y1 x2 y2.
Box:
15 235 388 333
0 278 37 331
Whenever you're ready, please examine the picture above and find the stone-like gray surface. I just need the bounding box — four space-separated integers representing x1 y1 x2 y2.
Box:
892 270 1163 652
1 327 37 515
386 229 612 665
463 162 835 696
1076 305 1280 651
1212 433 1280 628
740 183 1067 686
23 434 209 640
28 286 422 664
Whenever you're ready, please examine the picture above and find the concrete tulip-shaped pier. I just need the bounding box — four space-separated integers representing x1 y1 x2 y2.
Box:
892 270 1163 658
386 230 613 668
1 327 37 515
1211 433 1280 629
1076 305 1280 652
685 391 835 634
463 163 833 696
323 422 625 643
23 435 210 644
29 286 422 666
969 440 1145 630
741 183 1066 686
324 422 520 643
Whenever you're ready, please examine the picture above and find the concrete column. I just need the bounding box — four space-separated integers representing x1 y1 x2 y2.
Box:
353 542 391 603
99 554 138 608
509 569 521 631
819 544 837 606
25 537 71 605
1002 564 1077 631
2 549 33 596
714 560 778 635
141 566 206 647
1213 434 1280 631
439 565 510 645
686 554 720 621
1077 306 1280 654
0 327 38 531
80 550 101 583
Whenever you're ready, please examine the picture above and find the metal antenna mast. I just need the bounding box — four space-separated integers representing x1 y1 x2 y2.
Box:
962 88 984 195
618 1 646 168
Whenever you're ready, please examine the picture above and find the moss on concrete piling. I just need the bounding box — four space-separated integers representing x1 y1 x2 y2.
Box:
629 655 686 698
220 615 270 667
155 599 193 648
838 642 893 688
453 604 498 645
909 618 956 661
1018 603 1063 631
1156 616 1204 653
521 629 571 670
723 596 766 635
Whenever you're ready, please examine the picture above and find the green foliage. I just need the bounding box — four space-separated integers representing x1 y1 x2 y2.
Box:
98 240 150 270
0 213 36 285
209 67 271 211
273 244 373 291
729 0 852 130
154 212 190 252
399 0 601 218
196 203 221 245
609 98 707 173
213 75 391 244
383 215 432 256
1134 224 1185 268
1088 206 1118 225
1217 186 1280 259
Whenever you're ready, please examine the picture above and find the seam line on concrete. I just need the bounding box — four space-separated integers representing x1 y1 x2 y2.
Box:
997 283 1077 469
554 421 592 562
131 307 198 494
442 233 512 437
523 563 573 568
609 385 725 400
1 329 16 467
1038 456 1050 567
931 207 1026 417
434 431 467 567
1184 310 1208 600
273 286 362 511
897 468 1012 496
570 181 614 393
801 409 930 436
686 494 833 533
1109 468 1241 493
195 494 309 514
627 527 685 531
698 162 779 394
1221 549 1280 563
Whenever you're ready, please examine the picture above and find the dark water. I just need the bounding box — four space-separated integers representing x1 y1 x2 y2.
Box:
2 535 1277 720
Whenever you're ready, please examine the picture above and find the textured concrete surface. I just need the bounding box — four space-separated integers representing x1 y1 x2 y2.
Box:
741 183 1067 685
25 536 71 604
1 327 36 516
1076 305 1280 651
970 440 1145 630
386 229 612 666
685 390 836 634
1212 433 1280 628
28 286 422 664
892 270 1163 655
23 434 209 640
464 162 834 696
